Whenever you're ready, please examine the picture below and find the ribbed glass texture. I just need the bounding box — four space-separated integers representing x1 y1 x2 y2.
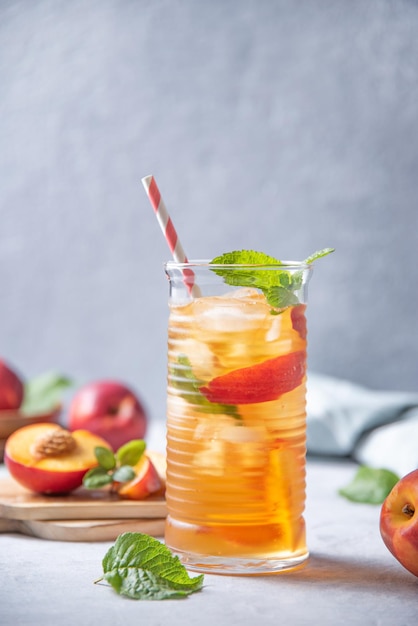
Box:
164 261 312 574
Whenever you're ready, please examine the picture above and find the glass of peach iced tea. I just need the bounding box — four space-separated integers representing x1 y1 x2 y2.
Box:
164 249 333 575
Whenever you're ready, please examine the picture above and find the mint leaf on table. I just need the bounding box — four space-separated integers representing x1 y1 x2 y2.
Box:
21 372 73 415
338 466 400 504
210 248 334 310
100 532 204 600
170 355 240 419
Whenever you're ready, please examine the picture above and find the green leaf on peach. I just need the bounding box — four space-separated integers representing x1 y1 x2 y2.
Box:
112 465 136 483
116 440 146 467
95 446 116 471
83 467 113 489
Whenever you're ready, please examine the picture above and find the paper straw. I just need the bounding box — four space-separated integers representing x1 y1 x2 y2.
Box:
141 175 201 297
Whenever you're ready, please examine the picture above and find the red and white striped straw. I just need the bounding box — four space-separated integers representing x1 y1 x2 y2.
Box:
141 175 201 297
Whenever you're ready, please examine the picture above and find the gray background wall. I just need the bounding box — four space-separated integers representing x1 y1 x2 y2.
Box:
1 0 417 426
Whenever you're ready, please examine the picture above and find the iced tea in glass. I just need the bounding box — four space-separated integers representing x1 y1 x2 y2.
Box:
164 260 312 574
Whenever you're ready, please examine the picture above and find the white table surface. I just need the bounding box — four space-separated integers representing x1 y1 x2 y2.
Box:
0 453 416 626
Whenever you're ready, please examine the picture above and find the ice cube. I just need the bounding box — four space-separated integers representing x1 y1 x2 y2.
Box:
227 288 263 300
265 316 282 342
192 293 270 335
220 424 267 443
220 424 269 469
194 415 237 441
179 338 220 380
166 394 191 418
193 440 226 476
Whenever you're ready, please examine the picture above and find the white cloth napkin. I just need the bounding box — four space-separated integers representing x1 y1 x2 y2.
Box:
307 372 418 476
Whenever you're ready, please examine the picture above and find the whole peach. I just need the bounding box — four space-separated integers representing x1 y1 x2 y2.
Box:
68 381 147 451
0 359 24 411
380 469 418 577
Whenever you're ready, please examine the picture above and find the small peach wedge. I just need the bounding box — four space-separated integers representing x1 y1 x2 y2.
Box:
117 454 163 500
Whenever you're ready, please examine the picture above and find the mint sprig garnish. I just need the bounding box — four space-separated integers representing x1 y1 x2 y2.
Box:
212 250 282 266
98 532 204 600
83 440 146 490
210 248 334 310
338 466 400 504
303 248 335 265
170 355 240 419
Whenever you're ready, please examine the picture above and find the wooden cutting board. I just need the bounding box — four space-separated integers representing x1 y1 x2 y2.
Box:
0 517 166 541
0 476 167 542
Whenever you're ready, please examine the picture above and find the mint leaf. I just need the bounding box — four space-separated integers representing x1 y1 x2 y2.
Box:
170 355 240 419
303 248 335 265
101 532 204 600
21 372 73 415
210 249 334 310
338 466 400 504
84 440 147 491
211 250 291 299
212 250 283 267
112 465 136 483
95 446 116 471
83 467 114 489
265 286 300 308
116 440 146 466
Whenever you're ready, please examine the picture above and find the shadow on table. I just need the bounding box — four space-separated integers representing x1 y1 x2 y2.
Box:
286 552 417 591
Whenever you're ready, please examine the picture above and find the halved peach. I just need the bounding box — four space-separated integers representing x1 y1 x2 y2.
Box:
4 422 111 494
117 454 164 500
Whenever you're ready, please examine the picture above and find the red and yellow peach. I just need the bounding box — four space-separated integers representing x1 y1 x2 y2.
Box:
4 422 111 494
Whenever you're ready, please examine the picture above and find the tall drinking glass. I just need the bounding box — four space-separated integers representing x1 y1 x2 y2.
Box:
164 260 312 575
